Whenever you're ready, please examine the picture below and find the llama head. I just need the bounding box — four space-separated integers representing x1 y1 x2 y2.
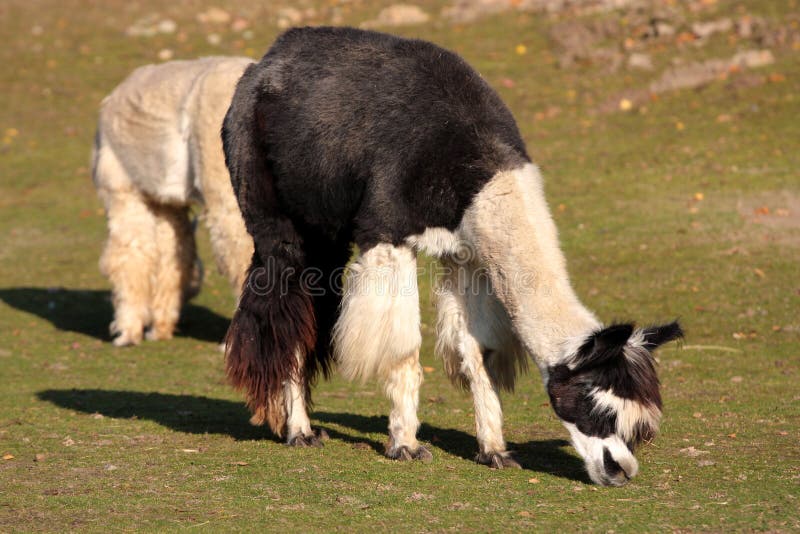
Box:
547 321 683 486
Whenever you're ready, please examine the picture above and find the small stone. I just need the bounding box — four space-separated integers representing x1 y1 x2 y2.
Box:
197 7 231 25
276 7 303 29
627 53 653 71
361 4 430 28
231 18 249 32
692 18 732 39
732 49 775 69
655 22 676 37
157 19 176 34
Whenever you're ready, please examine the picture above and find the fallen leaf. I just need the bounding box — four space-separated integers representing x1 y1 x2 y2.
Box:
422 366 435 373
518 511 533 517
619 98 633 111
753 268 765 278
181 448 200 453
2 454 14 460
528 477 540 484
728 433 737 438
34 453 47 462
730 376 743 383
768 72 786 83
676 121 686 131
693 192 704 201
692 412 702 418
231 461 248 466
515 44 527 55
754 206 770 215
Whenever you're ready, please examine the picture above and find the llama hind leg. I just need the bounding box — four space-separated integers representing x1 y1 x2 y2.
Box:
334 244 428 460
436 280 520 469
146 204 199 341
385 349 431 461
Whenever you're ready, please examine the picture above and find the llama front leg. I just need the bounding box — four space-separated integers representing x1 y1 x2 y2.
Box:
462 346 520 469
436 285 520 469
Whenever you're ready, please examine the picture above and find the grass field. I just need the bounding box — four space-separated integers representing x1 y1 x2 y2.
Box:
1 0 798 531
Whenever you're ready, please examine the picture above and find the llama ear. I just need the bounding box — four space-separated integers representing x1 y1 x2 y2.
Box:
640 321 684 351
575 323 634 370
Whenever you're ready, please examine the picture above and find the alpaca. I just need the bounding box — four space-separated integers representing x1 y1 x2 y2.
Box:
93 56 255 346
223 27 683 486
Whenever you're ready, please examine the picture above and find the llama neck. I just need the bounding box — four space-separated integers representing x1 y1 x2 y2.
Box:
460 163 600 370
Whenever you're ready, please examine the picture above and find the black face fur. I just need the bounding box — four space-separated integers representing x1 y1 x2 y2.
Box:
547 322 683 447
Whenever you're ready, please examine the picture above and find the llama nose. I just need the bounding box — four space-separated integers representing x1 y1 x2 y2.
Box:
603 447 631 484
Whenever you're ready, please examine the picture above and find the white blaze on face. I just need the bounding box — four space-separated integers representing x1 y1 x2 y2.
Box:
590 387 661 443
563 422 639 487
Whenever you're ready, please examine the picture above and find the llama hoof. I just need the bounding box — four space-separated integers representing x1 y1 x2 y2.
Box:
111 331 142 347
287 429 329 448
387 445 433 463
476 451 522 469
145 329 173 342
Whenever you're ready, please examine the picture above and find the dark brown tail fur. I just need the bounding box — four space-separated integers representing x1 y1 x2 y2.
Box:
221 64 317 435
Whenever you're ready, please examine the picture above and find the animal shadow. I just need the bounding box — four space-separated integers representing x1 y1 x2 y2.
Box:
0 287 230 344
313 411 589 483
36 389 269 441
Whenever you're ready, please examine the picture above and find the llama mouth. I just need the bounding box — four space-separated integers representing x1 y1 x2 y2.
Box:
603 446 631 483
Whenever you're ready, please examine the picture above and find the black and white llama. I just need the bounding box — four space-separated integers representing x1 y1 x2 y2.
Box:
222 27 682 486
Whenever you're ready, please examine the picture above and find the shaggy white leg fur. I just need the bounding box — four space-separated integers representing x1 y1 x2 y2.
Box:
96 145 158 347
284 374 313 443
334 244 427 458
385 350 425 455
334 244 421 381
436 281 515 466
147 204 198 341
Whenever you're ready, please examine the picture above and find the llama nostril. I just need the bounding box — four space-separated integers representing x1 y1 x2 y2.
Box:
603 446 629 480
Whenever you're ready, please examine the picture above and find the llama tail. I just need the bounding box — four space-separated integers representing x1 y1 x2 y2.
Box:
222 64 316 436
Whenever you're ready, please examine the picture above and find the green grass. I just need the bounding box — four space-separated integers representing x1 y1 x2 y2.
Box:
1 0 798 531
